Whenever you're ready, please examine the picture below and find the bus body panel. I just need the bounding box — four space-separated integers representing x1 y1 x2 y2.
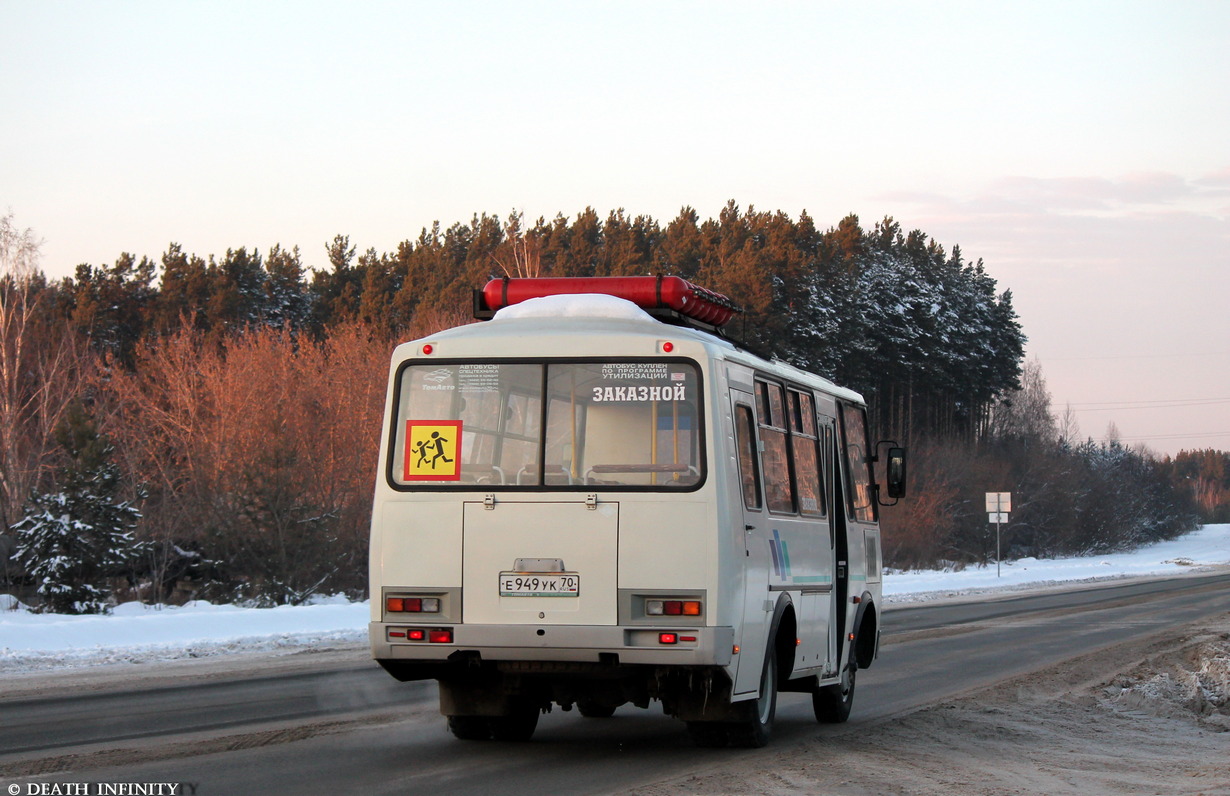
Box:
616 499 712 592
461 500 618 625
379 500 462 586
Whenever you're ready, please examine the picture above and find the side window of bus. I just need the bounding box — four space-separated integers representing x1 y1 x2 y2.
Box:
756 381 794 513
734 404 761 510
840 403 877 523
789 390 825 517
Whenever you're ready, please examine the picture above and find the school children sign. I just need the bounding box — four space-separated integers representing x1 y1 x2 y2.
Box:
404 421 463 481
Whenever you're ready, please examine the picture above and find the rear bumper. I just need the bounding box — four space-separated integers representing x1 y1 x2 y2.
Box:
370 622 734 667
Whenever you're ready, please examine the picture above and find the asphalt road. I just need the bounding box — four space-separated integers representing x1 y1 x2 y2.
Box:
4 572 1229 795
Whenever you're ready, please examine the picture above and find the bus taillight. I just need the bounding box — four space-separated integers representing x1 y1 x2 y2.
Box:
646 599 702 617
387 596 441 614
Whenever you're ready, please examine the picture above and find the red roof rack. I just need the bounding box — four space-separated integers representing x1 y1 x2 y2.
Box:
473 276 742 330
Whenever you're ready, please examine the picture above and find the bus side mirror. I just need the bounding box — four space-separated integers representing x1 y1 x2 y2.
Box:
886 447 907 499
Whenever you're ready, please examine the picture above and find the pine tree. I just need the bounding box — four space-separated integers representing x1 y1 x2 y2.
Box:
65 253 156 366
10 402 145 614
262 244 313 330
153 243 212 333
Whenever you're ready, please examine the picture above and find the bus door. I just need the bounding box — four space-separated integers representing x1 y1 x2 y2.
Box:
830 409 855 669
730 386 771 696
787 390 833 676
817 411 842 673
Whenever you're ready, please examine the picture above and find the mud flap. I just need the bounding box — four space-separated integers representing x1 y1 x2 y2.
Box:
660 667 746 722
439 674 525 717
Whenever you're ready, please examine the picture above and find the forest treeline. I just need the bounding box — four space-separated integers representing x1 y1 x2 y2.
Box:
0 207 1219 611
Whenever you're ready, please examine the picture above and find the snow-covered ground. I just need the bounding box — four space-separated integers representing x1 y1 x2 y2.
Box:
882 522 1230 603
2 524 1227 673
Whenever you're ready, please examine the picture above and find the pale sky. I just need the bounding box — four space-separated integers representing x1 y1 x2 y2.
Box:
3 1 1228 456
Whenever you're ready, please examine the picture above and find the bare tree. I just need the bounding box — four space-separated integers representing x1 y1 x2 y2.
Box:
103 322 391 602
492 211 542 279
0 212 39 281
1057 404 1081 448
989 357 1058 446
0 212 87 530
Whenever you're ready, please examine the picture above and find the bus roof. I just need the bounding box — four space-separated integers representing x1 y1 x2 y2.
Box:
400 294 865 405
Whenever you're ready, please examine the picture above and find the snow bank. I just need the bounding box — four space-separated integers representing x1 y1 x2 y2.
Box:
883 523 1230 603
1111 631 1230 731
0 595 369 672
2 525 1227 673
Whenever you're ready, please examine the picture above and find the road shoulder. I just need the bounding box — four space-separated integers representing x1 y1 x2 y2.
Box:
628 612 1230 796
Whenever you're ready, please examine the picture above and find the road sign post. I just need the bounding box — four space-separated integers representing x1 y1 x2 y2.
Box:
986 493 1012 577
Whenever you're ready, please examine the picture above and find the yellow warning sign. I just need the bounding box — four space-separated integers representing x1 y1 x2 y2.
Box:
404 420 463 481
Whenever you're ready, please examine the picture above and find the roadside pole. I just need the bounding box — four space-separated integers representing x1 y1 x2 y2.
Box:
986 492 1012 577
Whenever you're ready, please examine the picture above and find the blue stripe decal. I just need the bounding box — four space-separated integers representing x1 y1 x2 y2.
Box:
770 529 792 579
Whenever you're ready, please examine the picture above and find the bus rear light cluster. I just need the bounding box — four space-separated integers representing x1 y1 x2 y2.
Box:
386 597 441 614
646 599 702 617
388 627 453 644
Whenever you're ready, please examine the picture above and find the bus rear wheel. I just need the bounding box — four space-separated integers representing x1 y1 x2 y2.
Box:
489 706 539 742
577 700 617 718
813 662 856 723
728 645 777 748
446 715 491 741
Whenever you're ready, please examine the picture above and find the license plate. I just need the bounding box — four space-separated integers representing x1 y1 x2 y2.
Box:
499 572 580 597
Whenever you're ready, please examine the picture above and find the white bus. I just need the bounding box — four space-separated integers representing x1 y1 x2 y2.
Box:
369 276 906 747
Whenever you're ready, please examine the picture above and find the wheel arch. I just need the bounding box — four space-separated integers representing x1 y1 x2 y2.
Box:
851 591 879 669
768 592 798 681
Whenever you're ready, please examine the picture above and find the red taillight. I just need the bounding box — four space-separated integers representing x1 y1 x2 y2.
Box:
406 629 426 641
387 596 441 613
659 632 678 645
422 344 434 355
428 629 453 644
645 598 702 618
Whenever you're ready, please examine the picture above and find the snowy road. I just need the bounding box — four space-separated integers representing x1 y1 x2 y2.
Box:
4 571 1229 795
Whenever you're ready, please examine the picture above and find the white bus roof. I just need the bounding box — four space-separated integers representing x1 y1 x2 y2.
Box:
398 294 866 405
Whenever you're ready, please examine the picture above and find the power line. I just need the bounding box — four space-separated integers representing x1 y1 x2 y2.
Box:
1118 431 1230 440
1067 397 1230 412
1046 351 1230 362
